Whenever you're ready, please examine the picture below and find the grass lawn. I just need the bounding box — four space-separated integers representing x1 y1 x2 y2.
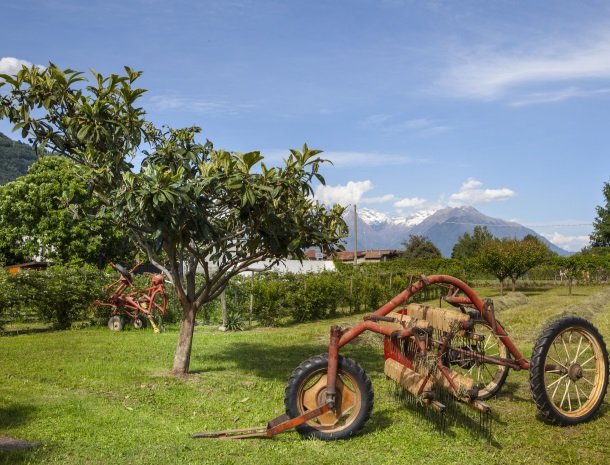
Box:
2 285 610 464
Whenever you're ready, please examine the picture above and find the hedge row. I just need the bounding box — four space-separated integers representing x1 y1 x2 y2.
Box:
0 265 108 329
0 266 181 330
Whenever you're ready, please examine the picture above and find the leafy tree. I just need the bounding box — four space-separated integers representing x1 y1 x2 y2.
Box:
478 237 550 294
0 156 135 266
0 64 347 374
590 179 610 247
451 225 494 259
402 234 442 259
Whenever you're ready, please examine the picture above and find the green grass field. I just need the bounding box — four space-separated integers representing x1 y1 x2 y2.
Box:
2 285 610 465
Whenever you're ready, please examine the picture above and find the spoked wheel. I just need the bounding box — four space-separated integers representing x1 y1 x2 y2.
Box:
107 315 125 331
449 320 510 400
529 316 609 425
132 316 147 329
284 355 373 440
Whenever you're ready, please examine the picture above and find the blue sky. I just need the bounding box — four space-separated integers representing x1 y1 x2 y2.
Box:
2 0 610 251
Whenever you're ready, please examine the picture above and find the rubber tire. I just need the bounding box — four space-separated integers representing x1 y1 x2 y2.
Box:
132 316 147 329
451 319 510 400
108 315 125 331
284 354 374 441
529 316 609 425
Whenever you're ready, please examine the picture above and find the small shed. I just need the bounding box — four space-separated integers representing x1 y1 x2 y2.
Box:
5 262 49 275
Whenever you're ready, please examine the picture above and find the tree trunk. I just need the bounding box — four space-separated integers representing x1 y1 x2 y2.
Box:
499 279 504 296
511 278 516 292
172 304 196 374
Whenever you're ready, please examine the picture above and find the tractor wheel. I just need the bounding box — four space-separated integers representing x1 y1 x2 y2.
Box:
107 315 125 331
529 316 609 425
284 354 373 440
132 316 147 329
450 320 510 400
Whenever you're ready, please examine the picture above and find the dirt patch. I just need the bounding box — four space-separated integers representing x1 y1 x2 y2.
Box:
0 435 40 451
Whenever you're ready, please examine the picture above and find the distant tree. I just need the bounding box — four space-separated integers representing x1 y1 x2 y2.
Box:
0 64 347 375
402 235 442 259
553 254 589 296
590 180 610 247
580 245 610 256
0 156 135 266
451 225 495 260
478 237 549 294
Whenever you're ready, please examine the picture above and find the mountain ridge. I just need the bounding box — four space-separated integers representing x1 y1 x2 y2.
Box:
342 206 570 256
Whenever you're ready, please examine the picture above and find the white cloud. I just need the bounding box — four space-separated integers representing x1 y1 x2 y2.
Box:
394 197 426 208
441 29 610 101
449 178 515 205
0 57 43 74
542 232 590 252
262 149 425 168
360 113 391 127
148 94 255 115
323 151 423 167
510 87 610 107
314 180 374 206
361 114 452 136
361 194 397 205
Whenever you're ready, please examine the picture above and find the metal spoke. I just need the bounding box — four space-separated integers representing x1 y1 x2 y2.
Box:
574 383 582 409
559 380 570 408
576 383 591 402
550 373 568 400
561 333 572 362
548 355 567 370
580 355 596 368
553 343 566 366
575 341 594 362
547 373 568 390
483 364 495 380
572 335 584 364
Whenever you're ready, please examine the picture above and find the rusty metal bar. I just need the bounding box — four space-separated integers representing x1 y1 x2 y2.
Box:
325 326 342 408
192 403 332 439
436 343 523 370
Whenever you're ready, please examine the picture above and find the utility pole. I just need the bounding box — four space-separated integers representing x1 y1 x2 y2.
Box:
353 204 358 266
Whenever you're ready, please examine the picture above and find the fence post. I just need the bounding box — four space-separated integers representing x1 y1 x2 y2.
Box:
249 272 254 328
219 289 227 331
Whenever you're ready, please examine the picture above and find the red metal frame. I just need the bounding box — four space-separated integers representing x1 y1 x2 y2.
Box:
338 274 529 370
194 274 532 439
96 263 168 322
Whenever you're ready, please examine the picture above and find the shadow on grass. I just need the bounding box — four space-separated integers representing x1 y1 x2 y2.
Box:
0 447 46 465
0 326 56 337
534 401 610 425
494 381 531 403
390 386 503 448
0 404 37 430
191 340 386 381
0 405 44 464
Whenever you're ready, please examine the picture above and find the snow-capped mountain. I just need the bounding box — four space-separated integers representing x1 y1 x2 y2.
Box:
342 206 569 256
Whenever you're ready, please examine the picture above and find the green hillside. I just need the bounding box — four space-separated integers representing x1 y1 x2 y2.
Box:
0 131 37 185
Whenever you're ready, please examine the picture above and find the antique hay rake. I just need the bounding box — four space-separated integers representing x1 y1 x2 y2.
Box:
194 274 609 440
96 263 168 333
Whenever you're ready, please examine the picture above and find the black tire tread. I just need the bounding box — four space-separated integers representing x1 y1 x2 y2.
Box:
284 354 374 440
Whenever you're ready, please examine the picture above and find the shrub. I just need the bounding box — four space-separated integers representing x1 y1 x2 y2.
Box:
0 265 107 329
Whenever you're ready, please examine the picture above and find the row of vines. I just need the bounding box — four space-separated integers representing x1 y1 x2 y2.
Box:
2 255 610 330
